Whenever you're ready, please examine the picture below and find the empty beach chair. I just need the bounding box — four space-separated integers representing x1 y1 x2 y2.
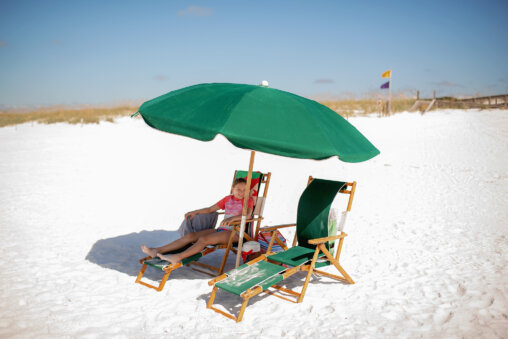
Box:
207 177 356 322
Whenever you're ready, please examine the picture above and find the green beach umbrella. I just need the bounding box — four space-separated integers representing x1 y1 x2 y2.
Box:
136 82 380 266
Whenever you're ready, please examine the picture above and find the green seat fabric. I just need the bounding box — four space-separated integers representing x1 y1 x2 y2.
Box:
297 179 346 249
235 170 263 199
145 252 203 269
268 246 324 267
215 261 285 295
144 243 202 270
235 170 262 180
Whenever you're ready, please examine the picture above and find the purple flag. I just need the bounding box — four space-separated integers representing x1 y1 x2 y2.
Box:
380 81 390 89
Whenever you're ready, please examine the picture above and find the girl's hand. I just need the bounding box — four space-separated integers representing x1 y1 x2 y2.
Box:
220 216 238 226
185 211 197 220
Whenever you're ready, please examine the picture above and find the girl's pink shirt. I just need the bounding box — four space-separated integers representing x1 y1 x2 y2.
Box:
216 195 254 218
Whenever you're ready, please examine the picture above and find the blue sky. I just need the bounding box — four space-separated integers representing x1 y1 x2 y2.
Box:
1 0 507 107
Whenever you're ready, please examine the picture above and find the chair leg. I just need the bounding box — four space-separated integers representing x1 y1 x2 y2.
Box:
135 264 172 291
297 247 321 303
207 287 249 322
320 244 354 284
330 261 354 284
157 272 171 291
219 230 236 275
218 248 230 275
236 297 250 322
207 286 218 309
135 264 147 284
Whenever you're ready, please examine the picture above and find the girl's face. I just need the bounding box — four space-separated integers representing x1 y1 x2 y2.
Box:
232 183 246 199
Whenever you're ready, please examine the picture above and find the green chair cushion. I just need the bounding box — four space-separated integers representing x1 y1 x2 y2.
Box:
296 179 345 249
235 170 262 180
143 243 202 270
268 246 325 267
145 252 203 269
215 261 285 295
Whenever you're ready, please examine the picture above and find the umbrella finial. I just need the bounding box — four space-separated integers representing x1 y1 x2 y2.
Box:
260 80 269 87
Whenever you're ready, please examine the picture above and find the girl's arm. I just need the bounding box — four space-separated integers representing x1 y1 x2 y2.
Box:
185 204 220 220
220 207 253 226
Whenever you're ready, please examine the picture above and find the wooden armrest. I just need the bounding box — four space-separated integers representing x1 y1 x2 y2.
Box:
229 217 263 225
259 223 296 232
209 273 227 286
307 232 348 245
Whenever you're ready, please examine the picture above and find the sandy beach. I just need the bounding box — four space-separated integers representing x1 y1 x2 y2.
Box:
0 109 507 338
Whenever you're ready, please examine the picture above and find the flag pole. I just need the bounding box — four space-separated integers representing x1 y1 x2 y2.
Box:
388 72 392 115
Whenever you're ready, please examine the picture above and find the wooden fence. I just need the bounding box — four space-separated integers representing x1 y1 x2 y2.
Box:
410 93 508 112
454 94 508 108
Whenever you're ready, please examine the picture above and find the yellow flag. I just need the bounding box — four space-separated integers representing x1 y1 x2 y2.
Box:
382 70 391 78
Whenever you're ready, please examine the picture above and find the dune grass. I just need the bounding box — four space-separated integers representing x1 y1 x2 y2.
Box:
319 98 416 118
0 95 417 127
0 105 138 127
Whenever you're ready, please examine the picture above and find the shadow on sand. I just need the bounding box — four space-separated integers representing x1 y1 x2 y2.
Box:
85 229 235 282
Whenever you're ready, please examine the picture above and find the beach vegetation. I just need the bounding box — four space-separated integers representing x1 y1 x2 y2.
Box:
0 95 419 127
0 105 138 127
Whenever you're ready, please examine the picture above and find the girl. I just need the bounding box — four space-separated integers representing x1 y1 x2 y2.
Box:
140 178 253 265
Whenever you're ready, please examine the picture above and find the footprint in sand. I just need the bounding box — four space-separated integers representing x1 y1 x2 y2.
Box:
433 309 453 325
457 284 466 296
469 297 495 308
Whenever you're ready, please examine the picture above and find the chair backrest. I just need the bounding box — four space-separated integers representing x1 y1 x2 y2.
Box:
253 196 266 217
233 170 271 238
233 170 263 203
296 178 346 249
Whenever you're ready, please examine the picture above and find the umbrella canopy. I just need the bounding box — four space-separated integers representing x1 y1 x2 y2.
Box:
138 83 379 162
136 82 380 267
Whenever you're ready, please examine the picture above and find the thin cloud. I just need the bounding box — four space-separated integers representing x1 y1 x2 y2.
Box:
431 81 464 88
314 78 334 84
178 6 213 17
0 41 6 47
154 75 168 81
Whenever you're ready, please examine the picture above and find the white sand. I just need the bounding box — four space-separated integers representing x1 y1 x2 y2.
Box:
0 110 507 338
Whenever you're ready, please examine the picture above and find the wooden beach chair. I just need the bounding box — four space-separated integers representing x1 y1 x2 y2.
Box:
207 177 356 322
135 170 271 292
191 170 271 275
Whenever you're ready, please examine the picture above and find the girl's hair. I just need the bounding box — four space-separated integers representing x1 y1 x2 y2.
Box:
233 177 247 186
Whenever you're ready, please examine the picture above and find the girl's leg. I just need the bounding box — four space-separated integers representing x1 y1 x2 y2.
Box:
158 230 235 264
141 229 216 257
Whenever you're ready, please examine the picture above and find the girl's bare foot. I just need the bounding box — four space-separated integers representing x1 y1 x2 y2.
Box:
157 253 180 265
141 245 157 258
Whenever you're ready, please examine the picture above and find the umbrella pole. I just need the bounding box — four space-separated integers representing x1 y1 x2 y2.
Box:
235 151 255 268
